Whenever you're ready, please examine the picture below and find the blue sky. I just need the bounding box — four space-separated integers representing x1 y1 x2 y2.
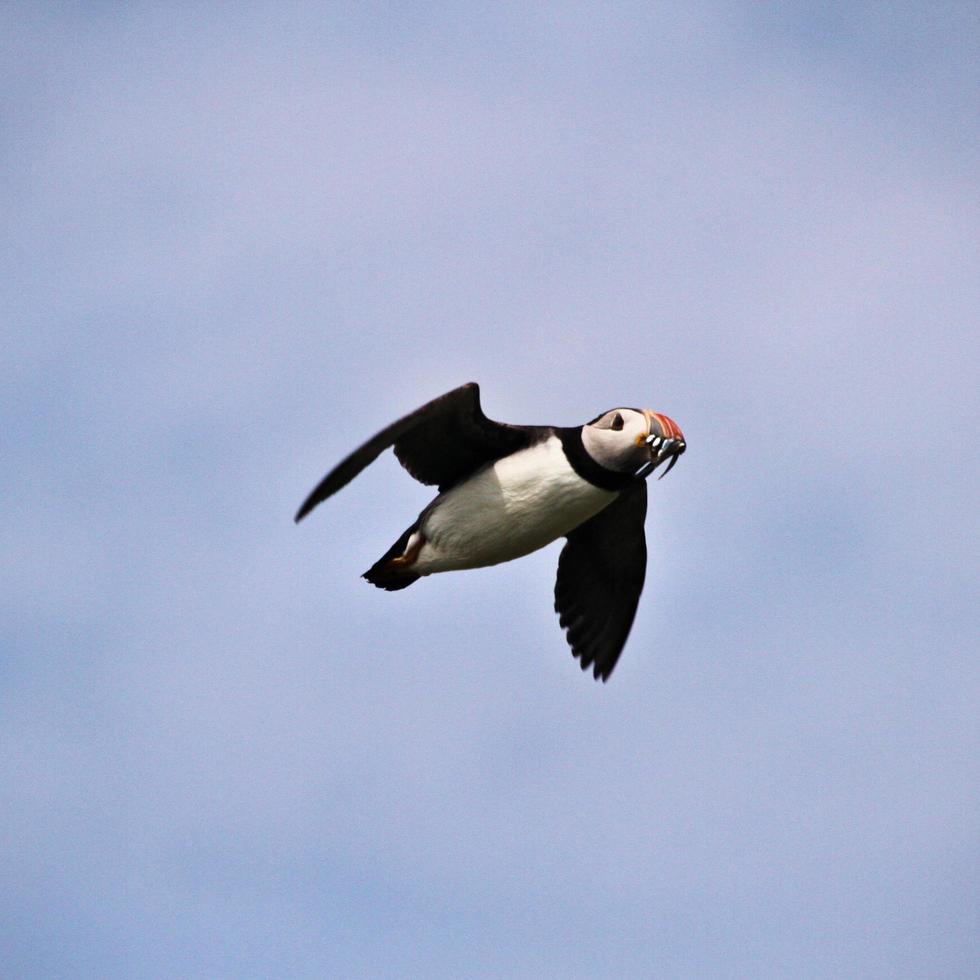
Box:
3 4 978 977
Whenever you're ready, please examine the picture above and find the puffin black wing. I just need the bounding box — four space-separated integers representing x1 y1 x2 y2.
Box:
295 383 535 522
554 480 648 681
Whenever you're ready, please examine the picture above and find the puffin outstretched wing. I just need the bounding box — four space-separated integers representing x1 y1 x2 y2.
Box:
554 480 648 681
295 383 535 522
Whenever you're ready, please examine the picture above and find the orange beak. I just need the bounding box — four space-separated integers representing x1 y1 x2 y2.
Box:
643 410 685 443
638 410 687 479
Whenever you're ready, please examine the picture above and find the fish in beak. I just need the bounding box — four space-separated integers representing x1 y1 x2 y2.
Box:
637 410 686 479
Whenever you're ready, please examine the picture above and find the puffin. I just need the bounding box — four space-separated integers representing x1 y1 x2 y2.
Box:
295 383 686 681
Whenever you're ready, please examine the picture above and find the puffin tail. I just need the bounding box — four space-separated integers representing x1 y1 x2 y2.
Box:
362 522 422 592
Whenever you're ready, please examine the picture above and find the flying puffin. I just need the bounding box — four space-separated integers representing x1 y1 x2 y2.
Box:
295 383 686 681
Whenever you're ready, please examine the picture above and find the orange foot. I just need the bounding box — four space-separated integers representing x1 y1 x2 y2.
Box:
389 532 425 569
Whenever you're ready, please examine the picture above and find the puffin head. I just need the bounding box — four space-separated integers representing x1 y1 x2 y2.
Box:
582 408 686 479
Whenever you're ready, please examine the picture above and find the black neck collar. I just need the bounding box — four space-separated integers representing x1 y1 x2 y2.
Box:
557 427 636 492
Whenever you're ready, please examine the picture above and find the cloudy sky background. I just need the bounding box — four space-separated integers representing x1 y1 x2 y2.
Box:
3 3 978 977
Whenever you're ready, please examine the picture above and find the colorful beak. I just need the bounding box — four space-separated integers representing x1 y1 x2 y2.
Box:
639 411 686 479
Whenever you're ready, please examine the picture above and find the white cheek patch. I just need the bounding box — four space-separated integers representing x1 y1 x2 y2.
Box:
582 427 625 472
582 409 652 472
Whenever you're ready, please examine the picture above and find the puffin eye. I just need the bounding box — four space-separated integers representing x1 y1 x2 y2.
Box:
611 413 624 431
